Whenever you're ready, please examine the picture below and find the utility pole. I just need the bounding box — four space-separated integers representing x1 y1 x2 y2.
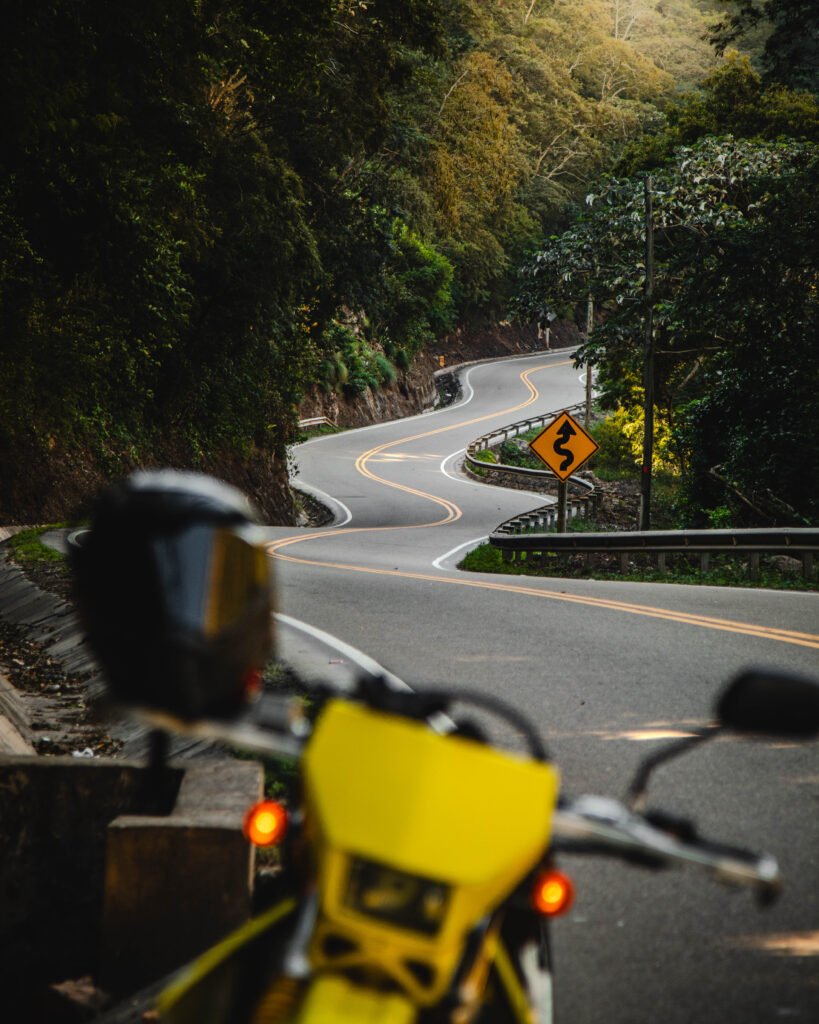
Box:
639 176 655 531
585 293 594 429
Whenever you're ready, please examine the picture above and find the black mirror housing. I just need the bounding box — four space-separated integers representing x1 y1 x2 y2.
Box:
717 668 819 739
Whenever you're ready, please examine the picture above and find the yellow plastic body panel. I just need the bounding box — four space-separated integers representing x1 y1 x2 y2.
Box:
303 701 559 1004
293 975 416 1024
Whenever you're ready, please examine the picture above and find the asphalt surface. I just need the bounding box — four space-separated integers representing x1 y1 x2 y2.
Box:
264 351 819 1023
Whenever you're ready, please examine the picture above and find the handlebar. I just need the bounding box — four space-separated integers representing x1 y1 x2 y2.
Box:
136 690 782 904
552 794 781 904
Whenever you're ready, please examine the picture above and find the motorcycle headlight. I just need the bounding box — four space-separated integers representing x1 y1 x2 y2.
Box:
344 856 451 937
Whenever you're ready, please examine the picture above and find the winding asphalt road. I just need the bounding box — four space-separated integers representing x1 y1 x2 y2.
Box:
264 351 819 1023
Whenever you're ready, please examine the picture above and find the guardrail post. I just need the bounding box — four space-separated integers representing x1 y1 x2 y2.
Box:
700 553 710 573
749 552 760 580
657 552 666 574
620 553 629 574
803 552 814 581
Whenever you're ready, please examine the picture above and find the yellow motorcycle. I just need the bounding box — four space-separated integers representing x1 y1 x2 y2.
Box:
71 471 819 1024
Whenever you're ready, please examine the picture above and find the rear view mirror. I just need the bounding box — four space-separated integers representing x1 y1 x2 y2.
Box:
716 668 819 738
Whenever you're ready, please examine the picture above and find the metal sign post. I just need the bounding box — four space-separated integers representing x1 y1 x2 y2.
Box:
557 481 568 533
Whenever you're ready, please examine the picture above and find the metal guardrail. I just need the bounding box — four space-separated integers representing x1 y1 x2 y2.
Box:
298 416 337 430
493 489 597 534
489 528 819 580
466 401 587 473
464 400 816 582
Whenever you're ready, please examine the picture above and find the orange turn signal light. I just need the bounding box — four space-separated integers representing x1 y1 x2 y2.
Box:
243 667 263 700
532 869 575 917
243 800 288 847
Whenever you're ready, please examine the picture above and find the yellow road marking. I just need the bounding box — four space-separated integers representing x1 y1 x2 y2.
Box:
352 361 561 526
368 453 442 461
267 552 819 650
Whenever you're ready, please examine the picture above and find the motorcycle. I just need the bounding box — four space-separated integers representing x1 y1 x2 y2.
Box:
132 666 819 1024
70 471 819 1023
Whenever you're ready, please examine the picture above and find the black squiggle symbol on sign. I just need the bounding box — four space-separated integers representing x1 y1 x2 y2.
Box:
553 420 577 473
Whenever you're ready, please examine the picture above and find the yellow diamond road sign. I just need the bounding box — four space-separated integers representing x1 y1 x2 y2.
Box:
529 410 599 482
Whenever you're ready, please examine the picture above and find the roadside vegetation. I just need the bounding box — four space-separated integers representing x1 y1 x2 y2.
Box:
460 540 818 591
2 0 815 529
460 408 818 590
7 527 66 566
513 47 819 528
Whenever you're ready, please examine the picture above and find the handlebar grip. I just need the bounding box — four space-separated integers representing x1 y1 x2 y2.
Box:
552 796 782 902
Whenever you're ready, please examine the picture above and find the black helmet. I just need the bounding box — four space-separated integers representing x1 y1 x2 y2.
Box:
71 470 274 720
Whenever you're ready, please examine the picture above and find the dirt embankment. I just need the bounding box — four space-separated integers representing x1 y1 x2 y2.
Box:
298 320 580 432
2 321 580 528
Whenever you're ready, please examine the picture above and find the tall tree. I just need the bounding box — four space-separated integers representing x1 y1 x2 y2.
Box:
711 0 819 93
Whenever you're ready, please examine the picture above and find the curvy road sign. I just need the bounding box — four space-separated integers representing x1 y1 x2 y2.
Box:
529 410 599 482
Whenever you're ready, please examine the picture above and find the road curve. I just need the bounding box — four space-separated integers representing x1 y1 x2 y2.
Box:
264 351 819 1023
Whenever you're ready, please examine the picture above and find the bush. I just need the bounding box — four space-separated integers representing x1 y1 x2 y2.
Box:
591 407 677 477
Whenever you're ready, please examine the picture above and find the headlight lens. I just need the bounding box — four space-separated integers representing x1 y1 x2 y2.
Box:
344 856 451 936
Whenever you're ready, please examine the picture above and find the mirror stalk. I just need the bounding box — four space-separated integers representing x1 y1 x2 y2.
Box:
626 727 719 813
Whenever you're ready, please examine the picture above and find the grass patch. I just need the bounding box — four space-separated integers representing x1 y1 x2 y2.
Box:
459 543 818 591
460 544 507 573
8 526 67 564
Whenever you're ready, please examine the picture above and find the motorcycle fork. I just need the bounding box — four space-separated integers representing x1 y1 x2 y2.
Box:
480 914 554 1024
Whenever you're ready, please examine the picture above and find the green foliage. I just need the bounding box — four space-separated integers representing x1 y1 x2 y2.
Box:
593 406 676 472
371 222 455 356
618 51 819 173
3 0 791 515
375 355 397 386
515 135 819 523
710 0 819 93
498 440 535 468
592 411 641 476
8 527 66 564
459 543 505 573
706 505 734 528
394 348 411 372
318 321 399 397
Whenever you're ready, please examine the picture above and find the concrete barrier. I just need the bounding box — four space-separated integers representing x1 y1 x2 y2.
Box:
0 752 262 1007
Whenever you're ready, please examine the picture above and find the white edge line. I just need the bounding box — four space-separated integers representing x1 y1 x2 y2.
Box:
290 480 352 527
275 612 411 692
439 448 556 505
432 535 489 571
440 447 468 483
274 613 455 732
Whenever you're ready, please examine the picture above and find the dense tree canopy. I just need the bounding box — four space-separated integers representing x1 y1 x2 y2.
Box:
2 0 812 523
617 50 819 172
515 136 819 522
711 0 819 93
